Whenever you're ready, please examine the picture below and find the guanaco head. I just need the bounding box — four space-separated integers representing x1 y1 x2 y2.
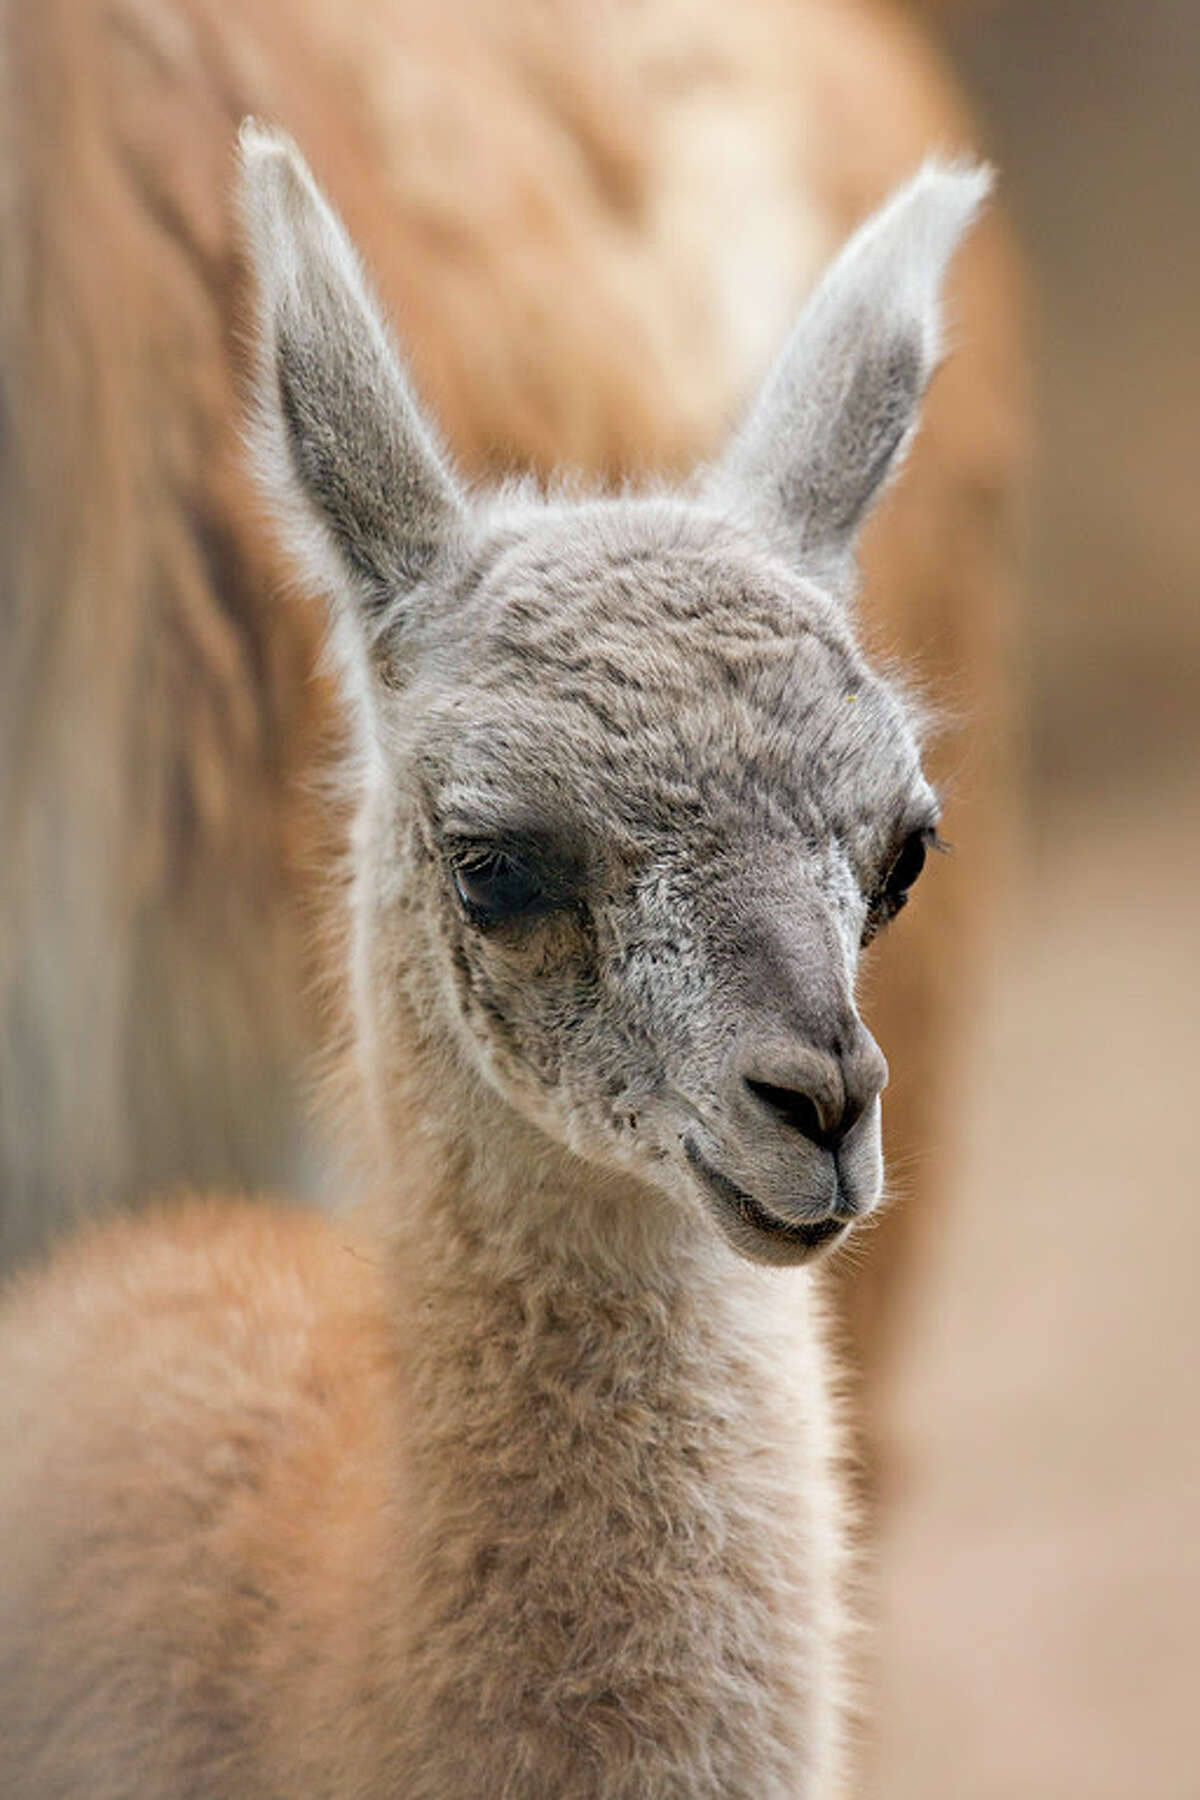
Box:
237 123 987 1266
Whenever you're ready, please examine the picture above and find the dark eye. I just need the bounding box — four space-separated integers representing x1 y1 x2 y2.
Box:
886 829 928 895
862 826 936 945
452 848 548 927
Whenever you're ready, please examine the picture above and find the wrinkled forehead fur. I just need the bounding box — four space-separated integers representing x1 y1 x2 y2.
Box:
404 493 925 906
237 122 989 1262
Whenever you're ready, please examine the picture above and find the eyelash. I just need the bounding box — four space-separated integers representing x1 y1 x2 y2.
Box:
450 847 548 927
447 831 588 931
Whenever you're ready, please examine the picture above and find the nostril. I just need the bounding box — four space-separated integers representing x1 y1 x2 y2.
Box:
746 1078 830 1146
745 1077 867 1150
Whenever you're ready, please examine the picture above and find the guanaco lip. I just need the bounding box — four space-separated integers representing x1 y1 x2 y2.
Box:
682 1139 851 1255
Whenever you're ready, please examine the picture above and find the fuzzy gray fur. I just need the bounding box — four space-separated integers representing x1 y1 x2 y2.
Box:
240 122 979 1789
238 123 981 1792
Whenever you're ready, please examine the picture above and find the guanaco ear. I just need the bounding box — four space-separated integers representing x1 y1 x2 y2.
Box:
709 161 992 600
236 121 464 665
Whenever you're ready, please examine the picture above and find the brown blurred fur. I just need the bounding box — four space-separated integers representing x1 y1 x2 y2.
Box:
0 0 1027 1395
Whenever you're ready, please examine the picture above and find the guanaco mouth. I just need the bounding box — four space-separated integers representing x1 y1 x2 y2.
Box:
682 1138 850 1256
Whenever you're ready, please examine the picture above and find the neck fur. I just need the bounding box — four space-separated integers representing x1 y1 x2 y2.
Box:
356 1011 846 1799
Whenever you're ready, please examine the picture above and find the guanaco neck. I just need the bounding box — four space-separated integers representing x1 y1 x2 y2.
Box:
355 1047 844 1799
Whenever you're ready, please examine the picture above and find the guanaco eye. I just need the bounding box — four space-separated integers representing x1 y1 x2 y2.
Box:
861 826 937 945
452 848 548 927
886 829 928 895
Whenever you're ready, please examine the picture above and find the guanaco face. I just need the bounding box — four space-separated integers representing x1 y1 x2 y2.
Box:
240 125 987 1266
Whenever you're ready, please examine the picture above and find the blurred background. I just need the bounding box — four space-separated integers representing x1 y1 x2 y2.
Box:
1 0 1196 1794
875 1 1200 1793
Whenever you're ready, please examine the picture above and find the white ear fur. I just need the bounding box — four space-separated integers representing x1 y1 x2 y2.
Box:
235 120 464 665
710 160 992 599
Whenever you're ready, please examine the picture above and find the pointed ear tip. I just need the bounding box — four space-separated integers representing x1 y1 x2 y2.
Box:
234 119 310 212
233 126 330 286
913 156 996 226
237 117 283 169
